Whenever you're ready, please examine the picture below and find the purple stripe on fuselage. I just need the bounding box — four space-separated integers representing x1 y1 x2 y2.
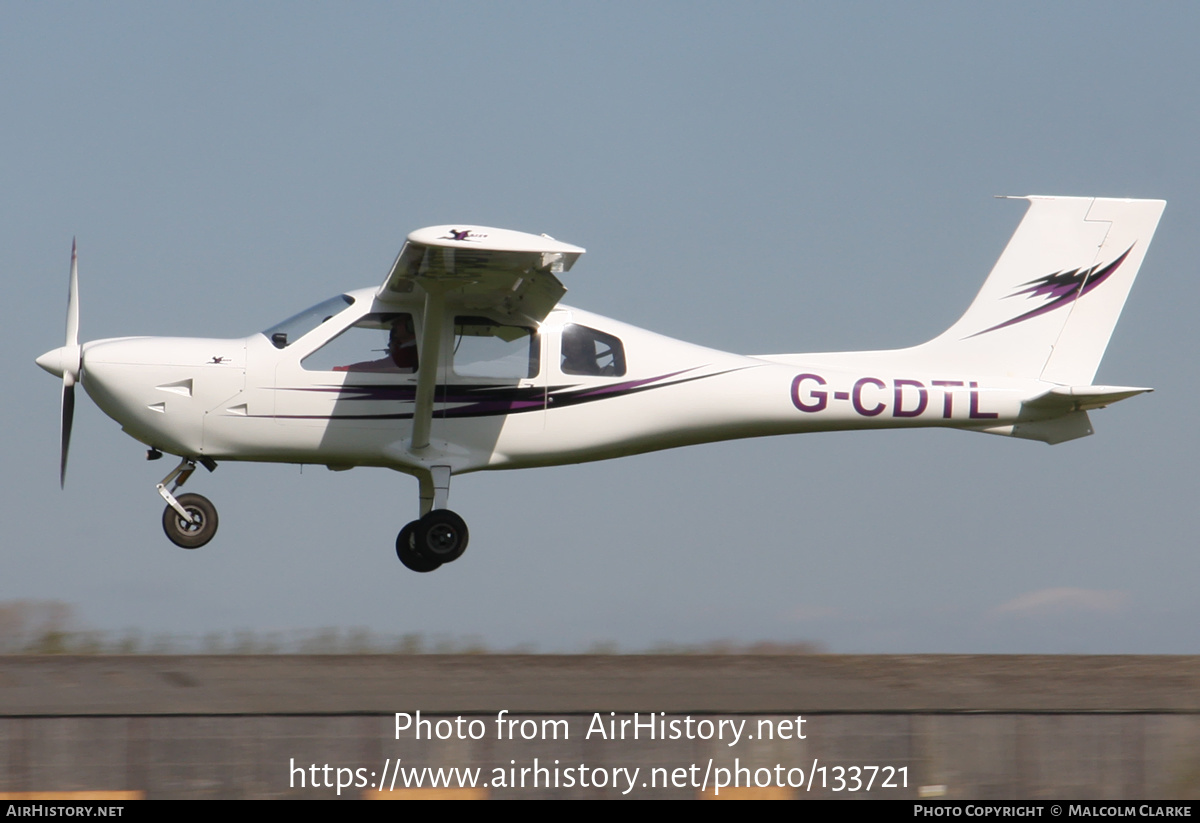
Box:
263 367 747 423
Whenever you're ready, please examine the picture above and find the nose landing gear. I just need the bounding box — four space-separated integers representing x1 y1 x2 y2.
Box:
157 456 219 549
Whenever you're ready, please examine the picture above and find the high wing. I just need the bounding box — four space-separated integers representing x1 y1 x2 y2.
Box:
379 225 584 325
377 225 585 452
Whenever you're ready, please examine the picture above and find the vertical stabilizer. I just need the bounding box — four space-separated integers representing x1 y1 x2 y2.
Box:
916 196 1164 384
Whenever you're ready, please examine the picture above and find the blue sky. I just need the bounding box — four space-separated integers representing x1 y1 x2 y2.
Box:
4 2 1199 652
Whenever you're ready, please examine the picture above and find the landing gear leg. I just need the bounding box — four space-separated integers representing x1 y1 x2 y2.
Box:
158 457 219 549
396 466 470 571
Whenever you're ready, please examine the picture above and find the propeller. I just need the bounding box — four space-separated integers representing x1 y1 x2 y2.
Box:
35 240 82 487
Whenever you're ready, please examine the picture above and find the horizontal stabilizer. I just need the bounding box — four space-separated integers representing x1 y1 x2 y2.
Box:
976 412 1095 445
1025 384 1152 413
975 384 1149 445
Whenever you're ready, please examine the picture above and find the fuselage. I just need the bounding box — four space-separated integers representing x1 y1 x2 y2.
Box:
75 287 1055 479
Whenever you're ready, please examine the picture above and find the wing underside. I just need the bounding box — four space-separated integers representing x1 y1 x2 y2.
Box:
378 225 584 326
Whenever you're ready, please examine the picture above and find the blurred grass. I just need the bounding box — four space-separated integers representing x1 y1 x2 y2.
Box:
0 600 823 655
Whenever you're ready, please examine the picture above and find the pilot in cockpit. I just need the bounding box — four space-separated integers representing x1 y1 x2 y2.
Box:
334 316 419 373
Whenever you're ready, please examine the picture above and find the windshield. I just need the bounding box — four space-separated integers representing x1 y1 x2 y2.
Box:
262 294 355 349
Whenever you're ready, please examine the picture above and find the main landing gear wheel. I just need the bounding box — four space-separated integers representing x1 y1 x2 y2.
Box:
162 493 218 549
394 510 470 571
415 509 469 564
396 520 441 573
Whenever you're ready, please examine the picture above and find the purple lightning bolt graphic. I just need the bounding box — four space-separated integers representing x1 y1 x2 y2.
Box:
967 245 1134 338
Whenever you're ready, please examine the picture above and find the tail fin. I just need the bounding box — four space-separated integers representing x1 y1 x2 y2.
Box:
917 196 1165 384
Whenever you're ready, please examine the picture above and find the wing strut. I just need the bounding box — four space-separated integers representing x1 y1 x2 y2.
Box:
409 285 445 452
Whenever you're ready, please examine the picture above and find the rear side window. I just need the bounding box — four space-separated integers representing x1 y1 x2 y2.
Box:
561 324 625 376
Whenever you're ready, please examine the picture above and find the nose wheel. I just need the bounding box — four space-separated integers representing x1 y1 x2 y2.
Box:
395 509 469 572
156 456 219 549
162 493 219 549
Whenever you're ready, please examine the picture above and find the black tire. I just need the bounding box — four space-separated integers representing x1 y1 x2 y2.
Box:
396 520 441 572
162 493 218 549
415 509 469 563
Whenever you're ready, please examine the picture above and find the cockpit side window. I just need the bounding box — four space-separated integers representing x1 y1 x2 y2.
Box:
561 324 625 377
453 317 539 379
263 294 355 349
302 313 418 373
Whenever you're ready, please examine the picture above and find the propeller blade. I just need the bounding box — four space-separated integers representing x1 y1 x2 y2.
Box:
57 240 81 488
60 380 74 489
66 238 79 348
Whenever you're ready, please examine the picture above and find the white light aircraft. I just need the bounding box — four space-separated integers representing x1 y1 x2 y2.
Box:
37 196 1164 572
